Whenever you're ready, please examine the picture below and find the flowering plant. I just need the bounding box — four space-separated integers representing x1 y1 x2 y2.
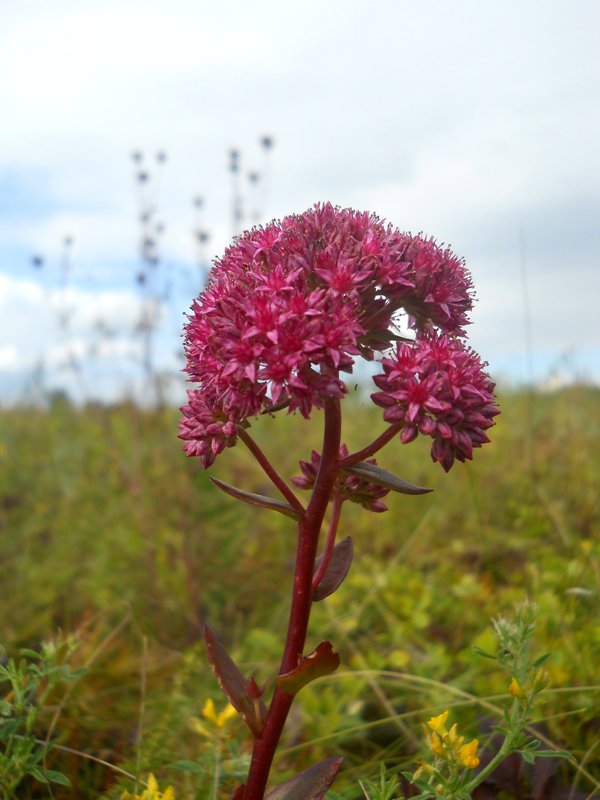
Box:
179 203 500 799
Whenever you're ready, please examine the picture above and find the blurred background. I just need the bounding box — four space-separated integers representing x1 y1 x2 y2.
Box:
2 0 599 405
1 3 599 799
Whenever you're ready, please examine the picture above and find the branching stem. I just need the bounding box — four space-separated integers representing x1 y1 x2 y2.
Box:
238 428 305 515
338 423 403 467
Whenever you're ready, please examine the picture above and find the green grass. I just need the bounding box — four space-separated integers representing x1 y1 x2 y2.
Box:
0 386 598 798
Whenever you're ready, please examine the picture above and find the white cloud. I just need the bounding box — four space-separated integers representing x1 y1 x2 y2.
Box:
0 345 20 370
0 274 179 389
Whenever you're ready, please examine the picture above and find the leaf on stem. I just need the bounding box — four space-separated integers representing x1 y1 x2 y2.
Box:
204 625 267 737
313 537 354 601
264 756 344 800
342 462 432 495
230 785 246 800
210 477 303 519
276 641 340 695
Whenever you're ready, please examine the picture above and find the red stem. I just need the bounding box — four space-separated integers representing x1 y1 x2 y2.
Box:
238 428 305 515
242 398 342 800
338 422 403 468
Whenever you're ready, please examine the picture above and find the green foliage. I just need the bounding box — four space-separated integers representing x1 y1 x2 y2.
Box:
358 764 402 799
0 637 80 796
0 387 598 797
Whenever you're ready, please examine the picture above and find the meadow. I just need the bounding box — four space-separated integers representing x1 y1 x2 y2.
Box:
0 385 598 799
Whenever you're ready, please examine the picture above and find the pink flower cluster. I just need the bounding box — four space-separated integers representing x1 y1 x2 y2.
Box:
179 202 495 469
292 445 390 513
371 335 500 471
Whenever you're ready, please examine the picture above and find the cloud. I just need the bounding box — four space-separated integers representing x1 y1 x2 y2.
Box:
0 274 184 402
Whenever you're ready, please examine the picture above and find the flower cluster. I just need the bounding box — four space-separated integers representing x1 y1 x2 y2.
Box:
178 392 245 467
190 698 238 737
180 203 476 467
372 334 500 471
292 445 390 512
426 711 480 769
121 774 175 800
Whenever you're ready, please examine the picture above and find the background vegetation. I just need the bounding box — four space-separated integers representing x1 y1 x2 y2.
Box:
0 386 598 798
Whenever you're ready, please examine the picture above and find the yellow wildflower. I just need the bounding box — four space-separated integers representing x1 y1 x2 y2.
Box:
429 731 445 757
427 711 449 735
190 698 237 737
446 723 464 749
202 698 237 727
458 738 480 769
509 676 524 699
121 773 175 800
427 710 450 757
426 710 479 771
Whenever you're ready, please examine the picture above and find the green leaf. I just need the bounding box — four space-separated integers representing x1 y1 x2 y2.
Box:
522 738 540 750
277 642 340 695
313 537 353 601
473 646 497 660
342 462 432 495
264 756 343 799
534 748 572 759
69 667 90 679
29 767 49 784
210 477 302 519
520 749 536 764
531 652 552 668
45 769 72 786
169 760 206 774
19 649 42 660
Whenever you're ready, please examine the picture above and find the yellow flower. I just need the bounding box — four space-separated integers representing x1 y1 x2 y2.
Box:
202 698 237 727
429 731 445 757
458 739 480 769
509 676 524 699
121 774 175 800
190 699 238 737
427 711 449 735
427 710 450 757
446 723 464 750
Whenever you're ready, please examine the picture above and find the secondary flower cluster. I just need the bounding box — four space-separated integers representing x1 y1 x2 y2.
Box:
179 202 497 470
371 335 500 472
292 445 390 512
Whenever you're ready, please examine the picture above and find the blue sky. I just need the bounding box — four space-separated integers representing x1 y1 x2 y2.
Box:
1 0 599 402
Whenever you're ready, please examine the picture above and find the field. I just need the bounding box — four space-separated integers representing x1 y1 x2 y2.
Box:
1 386 599 799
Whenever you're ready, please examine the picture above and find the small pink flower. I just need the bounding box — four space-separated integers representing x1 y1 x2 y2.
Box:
372 335 500 471
393 235 475 335
178 390 241 468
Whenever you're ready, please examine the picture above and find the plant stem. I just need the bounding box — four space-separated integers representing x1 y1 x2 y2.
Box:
238 428 305 514
463 699 522 793
243 398 342 799
338 423 403 467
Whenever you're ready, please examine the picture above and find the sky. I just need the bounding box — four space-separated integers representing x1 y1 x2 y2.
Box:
1 0 599 403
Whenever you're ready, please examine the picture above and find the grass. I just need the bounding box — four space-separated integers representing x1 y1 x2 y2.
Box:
0 385 598 798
